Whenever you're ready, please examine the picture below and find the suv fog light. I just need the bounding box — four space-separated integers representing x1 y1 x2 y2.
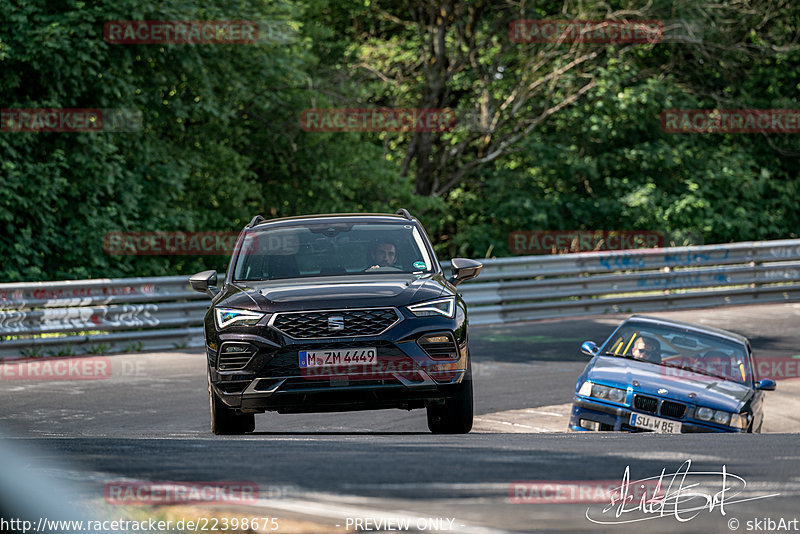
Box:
418 332 458 360
423 335 450 344
223 344 250 353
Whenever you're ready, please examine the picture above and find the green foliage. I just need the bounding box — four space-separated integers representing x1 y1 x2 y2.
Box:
0 0 412 281
1 0 798 280
86 343 111 355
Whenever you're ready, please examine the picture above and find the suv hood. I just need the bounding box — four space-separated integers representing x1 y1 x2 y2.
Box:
218 274 447 312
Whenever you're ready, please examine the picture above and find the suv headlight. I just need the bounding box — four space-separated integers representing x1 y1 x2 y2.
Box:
215 307 265 329
695 406 747 429
578 381 626 404
407 297 455 318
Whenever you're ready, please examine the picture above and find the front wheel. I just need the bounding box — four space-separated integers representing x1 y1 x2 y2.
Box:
427 364 473 434
208 369 255 435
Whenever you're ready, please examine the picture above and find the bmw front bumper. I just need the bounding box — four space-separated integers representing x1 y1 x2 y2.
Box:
569 397 744 433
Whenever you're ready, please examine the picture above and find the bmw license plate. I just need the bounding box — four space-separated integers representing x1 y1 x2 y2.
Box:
299 348 377 368
630 413 682 433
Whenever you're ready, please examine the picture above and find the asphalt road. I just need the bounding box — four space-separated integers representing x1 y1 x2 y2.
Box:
2 303 800 533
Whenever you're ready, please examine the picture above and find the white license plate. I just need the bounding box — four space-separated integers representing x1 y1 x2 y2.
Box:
630 413 682 434
299 348 377 368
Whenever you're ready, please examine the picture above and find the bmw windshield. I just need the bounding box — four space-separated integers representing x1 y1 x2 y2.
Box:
232 221 435 281
601 323 752 384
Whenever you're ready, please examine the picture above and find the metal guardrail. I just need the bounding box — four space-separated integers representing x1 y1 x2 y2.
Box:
2 239 800 358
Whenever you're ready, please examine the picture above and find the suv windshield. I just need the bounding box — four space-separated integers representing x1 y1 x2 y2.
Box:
233 221 435 281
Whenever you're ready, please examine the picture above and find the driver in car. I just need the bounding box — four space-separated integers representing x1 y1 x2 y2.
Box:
631 336 662 364
366 240 399 270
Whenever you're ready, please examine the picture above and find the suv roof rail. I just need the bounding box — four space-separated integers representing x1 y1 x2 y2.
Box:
247 215 266 228
395 208 414 220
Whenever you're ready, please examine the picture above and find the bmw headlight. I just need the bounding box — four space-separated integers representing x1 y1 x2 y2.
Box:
696 407 714 421
407 297 455 318
214 308 265 329
695 406 747 429
713 411 731 425
578 381 627 404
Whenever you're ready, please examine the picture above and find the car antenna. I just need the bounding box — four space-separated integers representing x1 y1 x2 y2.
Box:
395 208 414 220
247 215 266 228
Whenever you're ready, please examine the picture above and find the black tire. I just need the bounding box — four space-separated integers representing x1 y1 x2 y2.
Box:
208 370 255 435
427 363 473 434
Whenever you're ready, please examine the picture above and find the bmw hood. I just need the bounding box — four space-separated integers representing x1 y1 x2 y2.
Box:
586 356 752 412
218 274 447 312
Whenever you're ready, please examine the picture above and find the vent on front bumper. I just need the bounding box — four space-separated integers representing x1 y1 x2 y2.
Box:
633 394 659 413
659 400 687 419
218 342 256 371
270 308 401 338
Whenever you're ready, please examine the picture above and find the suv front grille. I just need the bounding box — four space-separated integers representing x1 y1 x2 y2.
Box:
659 400 687 419
261 352 301 377
633 394 659 413
271 308 401 338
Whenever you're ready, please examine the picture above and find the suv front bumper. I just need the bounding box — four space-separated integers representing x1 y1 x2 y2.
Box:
207 311 469 414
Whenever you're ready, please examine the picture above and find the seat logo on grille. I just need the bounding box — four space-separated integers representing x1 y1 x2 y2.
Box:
328 316 344 331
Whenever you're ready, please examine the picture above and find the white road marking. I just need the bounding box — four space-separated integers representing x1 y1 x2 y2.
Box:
473 404 572 433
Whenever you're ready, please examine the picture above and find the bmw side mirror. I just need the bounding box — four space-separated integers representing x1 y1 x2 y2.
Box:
449 258 482 287
581 341 599 357
755 378 777 391
190 270 219 298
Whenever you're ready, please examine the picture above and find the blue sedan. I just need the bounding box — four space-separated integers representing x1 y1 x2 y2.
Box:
570 315 776 433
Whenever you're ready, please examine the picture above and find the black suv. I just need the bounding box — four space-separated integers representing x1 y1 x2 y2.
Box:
190 210 482 434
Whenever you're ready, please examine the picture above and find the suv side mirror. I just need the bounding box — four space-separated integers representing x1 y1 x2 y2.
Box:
449 258 482 286
755 378 777 391
581 341 599 357
189 270 219 298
